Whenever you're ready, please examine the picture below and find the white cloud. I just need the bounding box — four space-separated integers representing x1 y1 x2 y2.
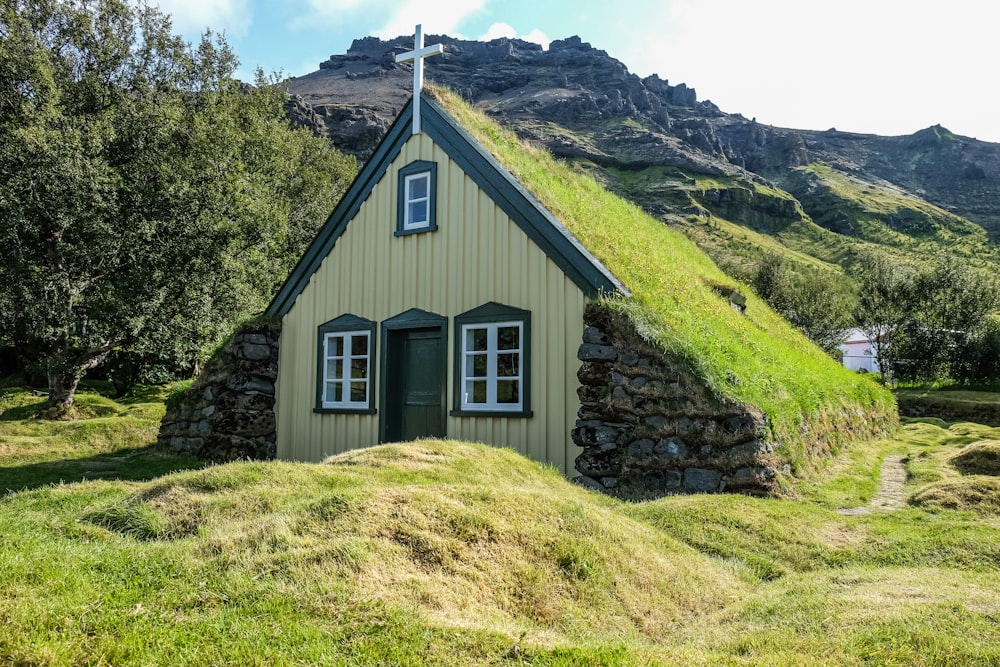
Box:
480 22 516 40
604 0 1000 140
520 29 550 50
153 0 251 39
479 22 550 49
374 0 487 40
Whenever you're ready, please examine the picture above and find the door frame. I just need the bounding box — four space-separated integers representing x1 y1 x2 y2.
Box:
378 308 448 443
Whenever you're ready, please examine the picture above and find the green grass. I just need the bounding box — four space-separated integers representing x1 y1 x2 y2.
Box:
431 86 896 469
3 387 1000 664
895 387 1000 427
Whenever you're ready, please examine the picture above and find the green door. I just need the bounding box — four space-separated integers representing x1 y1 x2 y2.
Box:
384 327 446 442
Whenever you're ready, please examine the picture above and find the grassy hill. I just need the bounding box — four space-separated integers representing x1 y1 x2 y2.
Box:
2 385 1000 664
430 87 895 470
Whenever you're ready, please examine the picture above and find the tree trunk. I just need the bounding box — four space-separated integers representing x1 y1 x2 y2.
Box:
47 370 82 413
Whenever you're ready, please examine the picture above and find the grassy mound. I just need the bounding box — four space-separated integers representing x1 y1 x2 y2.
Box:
431 86 896 469
911 477 1000 516
950 440 1000 476
80 441 746 645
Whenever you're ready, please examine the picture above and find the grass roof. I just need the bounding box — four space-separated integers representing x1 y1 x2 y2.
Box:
429 86 896 465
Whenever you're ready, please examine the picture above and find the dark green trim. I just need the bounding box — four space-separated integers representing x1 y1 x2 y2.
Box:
315 314 377 413
314 407 377 415
266 92 627 319
395 160 438 236
420 96 628 299
449 409 535 418
452 302 532 418
378 309 449 443
266 99 416 318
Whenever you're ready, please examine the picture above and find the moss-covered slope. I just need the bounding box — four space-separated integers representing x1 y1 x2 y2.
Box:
430 86 896 469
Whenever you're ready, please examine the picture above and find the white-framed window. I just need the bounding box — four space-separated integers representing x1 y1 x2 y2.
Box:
403 172 430 230
395 160 437 236
460 321 523 411
321 330 370 410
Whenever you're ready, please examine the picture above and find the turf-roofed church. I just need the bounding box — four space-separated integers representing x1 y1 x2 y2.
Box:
267 28 625 473
160 27 896 496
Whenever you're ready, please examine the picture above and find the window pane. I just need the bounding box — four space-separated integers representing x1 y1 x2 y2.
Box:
408 174 427 199
497 380 519 404
471 353 488 378
330 336 344 357
324 382 337 404
497 353 519 377
497 326 519 350
351 334 368 356
466 327 488 352
408 200 427 225
351 358 367 379
467 380 487 404
326 359 344 381
350 381 367 403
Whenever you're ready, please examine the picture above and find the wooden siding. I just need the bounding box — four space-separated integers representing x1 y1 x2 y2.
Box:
276 132 587 473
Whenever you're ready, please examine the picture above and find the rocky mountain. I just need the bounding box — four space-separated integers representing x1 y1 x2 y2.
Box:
285 33 1000 275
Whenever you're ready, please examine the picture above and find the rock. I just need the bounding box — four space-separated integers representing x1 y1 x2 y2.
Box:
572 425 619 447
626 438 655 457
684 468 723 493
572 476 607 492
582 326 609 345
728 439 773 460
240 343 272 361
578 343 617 361
644 415 668 430
654 437 688 460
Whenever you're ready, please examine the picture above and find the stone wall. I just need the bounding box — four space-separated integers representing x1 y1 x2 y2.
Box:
572 304 780 497
157 321 280 461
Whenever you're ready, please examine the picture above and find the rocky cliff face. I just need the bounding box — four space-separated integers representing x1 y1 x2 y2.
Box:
286 33 1000 249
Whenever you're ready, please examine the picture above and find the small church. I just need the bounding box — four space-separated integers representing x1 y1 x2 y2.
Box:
159 28 895 496
266 27 625 474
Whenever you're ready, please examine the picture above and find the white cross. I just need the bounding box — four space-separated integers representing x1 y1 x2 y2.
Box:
395 24 444 135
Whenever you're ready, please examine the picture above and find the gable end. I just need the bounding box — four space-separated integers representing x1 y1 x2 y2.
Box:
267 92 627 319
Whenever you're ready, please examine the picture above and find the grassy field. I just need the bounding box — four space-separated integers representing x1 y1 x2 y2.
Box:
2 385 1000 665
895 387 1000 427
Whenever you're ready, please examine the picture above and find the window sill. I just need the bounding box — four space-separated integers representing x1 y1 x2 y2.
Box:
394 224 438 237
450 409 533 419
313 407 377 415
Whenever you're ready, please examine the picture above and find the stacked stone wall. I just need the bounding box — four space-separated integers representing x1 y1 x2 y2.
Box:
572 305 779 496
157 322 279 461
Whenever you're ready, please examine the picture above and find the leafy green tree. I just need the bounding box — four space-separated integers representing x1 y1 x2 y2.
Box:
852 251 916 383
751 252 854 354
0 0 355 411
895 257 998 383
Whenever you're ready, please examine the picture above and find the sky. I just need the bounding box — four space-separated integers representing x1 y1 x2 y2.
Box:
151 0 1000 142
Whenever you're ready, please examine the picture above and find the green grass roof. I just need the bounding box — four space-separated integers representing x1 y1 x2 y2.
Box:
430 86 896 464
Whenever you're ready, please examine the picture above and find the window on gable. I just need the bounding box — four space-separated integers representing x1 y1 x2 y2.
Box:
396 160 437 236
316 315 376 413
452 303 532 417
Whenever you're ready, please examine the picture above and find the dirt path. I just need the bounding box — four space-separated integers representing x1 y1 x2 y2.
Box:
836 455 907 516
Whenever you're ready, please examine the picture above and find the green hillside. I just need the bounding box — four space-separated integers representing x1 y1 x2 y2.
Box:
431 87 895 468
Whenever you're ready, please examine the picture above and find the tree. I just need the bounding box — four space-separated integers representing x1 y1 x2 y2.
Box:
894 257 998 383
750 252 854 354
0 0 355 411
852 251 916 383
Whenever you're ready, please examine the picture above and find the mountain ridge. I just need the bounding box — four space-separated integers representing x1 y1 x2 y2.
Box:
284 33 1000 265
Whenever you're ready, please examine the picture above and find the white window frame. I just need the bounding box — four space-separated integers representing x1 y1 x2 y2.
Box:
402 172 431 231
321 330 371 410
460 320 523 412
